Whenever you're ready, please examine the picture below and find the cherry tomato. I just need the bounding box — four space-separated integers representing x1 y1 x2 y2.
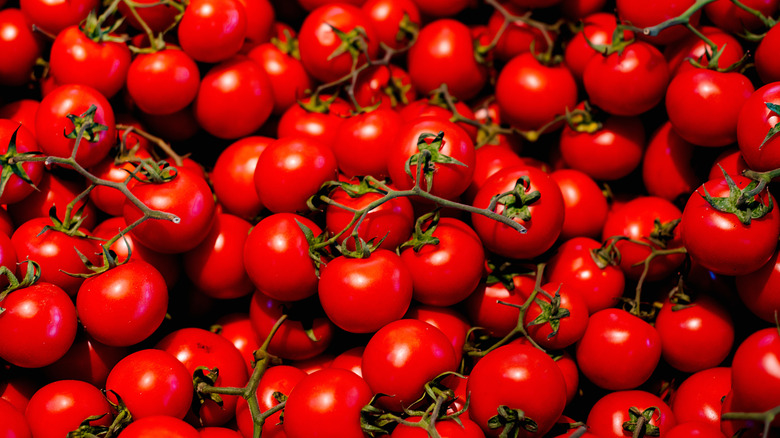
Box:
0 398 31 438
0 120 42 205
177 0 247 63
25 380 111 438
7 171 98 231
642 121 699 202
587 390 677 438
211 136 271 219
736 82 780 172
670 367 731 428
42 335 126 388
488 2 551 61
0 9 41 86
730 327 780 424
551 169 608 240
524 281 590 350
235 365 306 438
736 246 780 323
126 48 200 116
564 12 633 80
246 41 314 116
331 108 403 178
361 0 421 51
616 0 699 45
119 416 200 438
664 26 744 76
354 65 417 110
704 0 779 35
391 417 484 438
277 94 352 150
756 24 780 83
117 0 180 32
19 0 97 35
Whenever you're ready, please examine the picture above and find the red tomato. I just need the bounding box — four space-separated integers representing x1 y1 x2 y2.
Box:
524 282 590 350
471 165 565 260
756 25 780 83
362 319 457 412
0 281 77 368
736 82 780 172
88 149 154 217
235 0 274 47
19 0 97 35
25 380 111 438
213 313 260 375
283 368 373 438
0 120 42 205
616 0 699 45
670 367 731 428
406 305 470 366
705 0 779 34
730 328 780 423
35 84 116 169
463 144 525 203
277 95 352 150
354 65 417 110
681 175 780 275
319 250 413 333
118 416 200 438
0 99 39 134
105 349 194 420
736 247 780 323
331 108 403 178
587 390 677 438
7 170 97 231
408 19 487 101
664 26 744 76
487 2 551 61
127 48 200 116
0 398 30 438
468 343 567 438
399 98 479 141
211 136 271 219
666 422 727 438
42 335 126 387
496 53 577 131
198 427 243 438
564 13 632 80
575 308 661 390
642 121 699 202
117 0 180 32
0 9 41 86
177 0 247 63
330 346 365 377
76 260 168 347
391 417 484 438
465 274 536 337
235 365 307 438
194 56 274 139
246 42 314 116
551 169 608 240
361 0 420 51
123 167 217 254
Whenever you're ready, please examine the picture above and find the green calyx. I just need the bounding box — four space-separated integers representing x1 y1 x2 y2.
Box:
488 405 539 438
193 366 224 408
527 287 570 340
0 260 42 313
298 93 340 114
647 218 681 249
327 24 369 64
760 102 780 149
271 29 301 59
64 105 108 144
585 24 635 57
622 406 661 437
80 9 128 44
404 131 467 193
399 209 441 252
489 176 541 222
0 126 40 200
700 169 774 225
395 12 419 45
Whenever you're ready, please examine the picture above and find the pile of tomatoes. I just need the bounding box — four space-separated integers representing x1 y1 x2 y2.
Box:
2 0 780 436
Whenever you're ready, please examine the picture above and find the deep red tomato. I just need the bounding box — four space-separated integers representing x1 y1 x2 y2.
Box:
705 0 779 34
465 274 536 337
42 335 126 387
235 365 307 438
399 98 479 141
720 391 770 438
0 99 39 135
318 249 413 333
681 175 780 275
546 236 626 314
283 368 373 438
123 167 217 254
25 380 111 438
463 144 524 203
575 308 661 390
246 41 314 116
235 0 274 48
177 0 247 63
243 213 320 302
670 367 731 428
736 82 780 172
127 48 200 116
361 0 420 51
756 24 780 83
0 377 35 413
555 352 580 406
117 0 180 32
730 328 780 423
564 12 632 80
76 260 168 347
354 65 417 110
362 319 457 412
664 26 744 76
488 2 550 61
583 41 669 117
35 84 115 169
213 313 260 375
0 281 77 368
551 169 608 240
49 26 131 99
400 217 485 306
87 148 153 216
655 294 734 373
332 108 403 178
330 346 365 377
391 417 484 438
524 281 590 350
496 53 577 131
253 136 338 213
211 136 271 219
616 0 699 45
642 121 699 202
118 416 200 438
387 117 475 201
736 247 780 323
408 19 487 101
0 230 16 284
105 349 193 420
406 305 470 366
7 171 97 231
198 427 243 438
601 196 685 281
156 328 249 426
666 69 754 147
0 398 31 438
587 390 677 438
249 290 335 360
0 9 40 87
19 0 97 35
471 164 565 260
277 95 352 150
468 343 567 438
0 120 42 205
194 56 274 139
297 4 379 83
409 0 469 17
666 422 728 438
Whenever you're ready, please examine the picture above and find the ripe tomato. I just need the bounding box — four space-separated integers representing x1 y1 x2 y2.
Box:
211 136 271 219
7 171 97 231
736 247 780 323
587 390 677 438
0 9 41 87
213 313 260 375
123 167 217 254
25 380 111 438
354 65 417 110
76 260 168 347
0 281 77 368
406 305 470 366
126 48 200 116
471 164 565 260
465 273 536 337
362 319 457 412
463 144 525 203
551 169 608 240
194 56 274 139
283 368 373 438
664 26 744 76
246 41 314 116
277 95 352 150
331 108 403 178
487 2 551 61
575 308 661 390
88 149 153 217
468 343 567 438
704 0 779 34
681 175 780 275
408 19 487 101
670 367 731 427
0 398 30 438
235 0 274 48
235 365 307 438
177 0 247 63
730 327 780 423
616 0 699 45
42 335 126 387
756 25 780 83
399 98 479 141
105 349 193 420
35 84 115 169
0 120 42 205
642 121 699 202
19 0 97 35
391 417 484 438
524 282 590 350
119 416 200 438
361 0 420 51
496 53 577 131
564 13 632 80
736 82 780 172
666 422 728 438
117 0 180 32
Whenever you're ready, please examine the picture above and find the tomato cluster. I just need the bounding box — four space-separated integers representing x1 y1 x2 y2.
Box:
2 0 780 437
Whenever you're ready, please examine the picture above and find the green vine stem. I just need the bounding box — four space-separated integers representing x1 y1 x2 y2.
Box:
115 123 185 166
639 0 717 37
624 238 688 318
483 0 561 59
721 404 780 438
729 0 777 28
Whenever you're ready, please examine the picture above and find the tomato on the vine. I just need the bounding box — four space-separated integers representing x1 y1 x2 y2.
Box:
0 9 41 87
24 380 111 438
587 390 677 438
126 47 200 116
177 0 247 63
736 82 780 171
0 120 42 205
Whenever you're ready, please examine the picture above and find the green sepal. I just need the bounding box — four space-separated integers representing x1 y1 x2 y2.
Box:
484 258 535 291
647 218 681 249
622 406 661 437
0 260 42 313
193 366 224 408
361 394 398 437
298 93 339 114
63 105 108 144
66 413 111 438
404 131 467 193
487 405 539 438
760 102 780 149
395 12 419 45
295 219 330 277
490 176 541 222
271 28 301 59
399 209 441 252
0 125 40 200
326 24 369 63
527 287 570 340
700 169 774 225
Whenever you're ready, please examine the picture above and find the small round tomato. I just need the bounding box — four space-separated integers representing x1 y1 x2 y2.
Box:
488 2 550 61
642 121 699 202
117 0 180 32
361 0 420 51
465 273 536 338
704 0 779 35
330 346 365 377
0 9 41 86
88 148 153 216
463 144 525 203
119 416 200 438
354 65 417 110
564 13 632 80
0 120 42 205
177 0 247 63
736 82 780 172
213 313 260 375
277 95 352 150
0 398 30 438
211 136 272 219
587 390 677 438
664 26 744 76
7 171 97 231
331 108 403 179
524 282 590 350
756 24 780 83
246 42 314 116
19 0 97 35
42 335 126 387
670 367 731 428
236 365 307 438
126 48 200 116
730 328 780 423
616 0 699 45
400 98 479 141
551 169 608 240
736 247 780 323
391 417 484 438
575 308 661 390
25 380 111 438
406 305 470 366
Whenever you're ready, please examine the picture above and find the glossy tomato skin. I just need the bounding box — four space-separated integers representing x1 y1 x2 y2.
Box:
564 12 632 80
331 108 403 178
361 0 420 51
670 367 731 427
118 416 200 438
471 165 565 260
616 0 699 45
463 144 525 203
730 328 780 423
76 260 168 347
88 148 153 216
213 313 260 375
117 0 180 32
194 56 274 139
0 120 42 205
642 121 699 202
105 349 193 420
354 65 417 110
681 176 780 276
487 2 550 61
408 19 487 101
236 365 307 438
391 417 484 438
211 136 272 219
123 167 217 254
736 247 780 322
756 25 780 83
465 274 536 337
25 380 111 438
298 4 379 84
177 0 247 63
496 53 577 131
283 368 373 438
42 335 126 388
249 290 335 361
524 282 590 350
49 26 131 99
277 95 352 150
8 171 98 230
19 0 97 35
0 398 31 438
587 390 677 438
666 69 754 147
575 308 661 390
400 217 485 306
246 42 314 116
468 343 567 438
243 213 320 302
318 250 413 333
35 84 115 169
705 0 779 34
736 82 780 172
0 282 77 368
551 169 608 240
362 319 458 412
0 9 41 86
126 48 200 116
664 26 744 76
583 41 669 116
406 305 470 366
